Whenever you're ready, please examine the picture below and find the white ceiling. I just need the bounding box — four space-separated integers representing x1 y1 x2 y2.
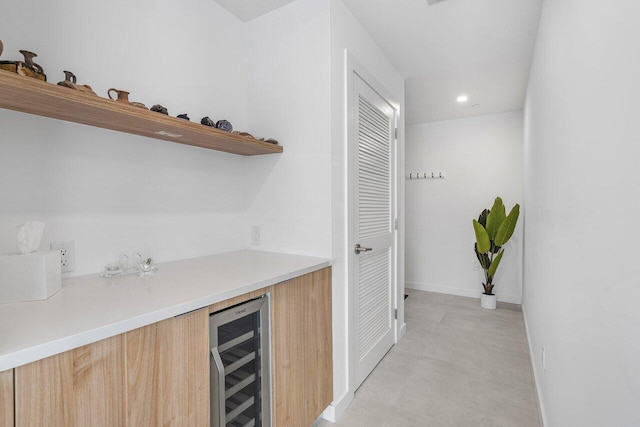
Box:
214 0 543 124
342 0 543 124
213 0 297 22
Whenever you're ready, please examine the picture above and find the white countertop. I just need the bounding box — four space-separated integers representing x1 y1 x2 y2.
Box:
0 250 331 371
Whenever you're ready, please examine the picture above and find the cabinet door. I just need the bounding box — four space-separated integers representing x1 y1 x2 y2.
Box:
304 267 333 419
126 308 209 426
272 275 306 426
272 267 333 426
1 369 14 426
15 335 125 427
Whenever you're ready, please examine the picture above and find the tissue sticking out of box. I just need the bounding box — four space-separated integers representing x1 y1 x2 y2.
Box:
16 221 45 254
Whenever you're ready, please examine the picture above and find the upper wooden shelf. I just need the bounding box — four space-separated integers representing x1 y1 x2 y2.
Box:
0 70 283 156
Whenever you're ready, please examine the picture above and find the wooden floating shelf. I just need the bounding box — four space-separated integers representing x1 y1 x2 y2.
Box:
0 70 283 156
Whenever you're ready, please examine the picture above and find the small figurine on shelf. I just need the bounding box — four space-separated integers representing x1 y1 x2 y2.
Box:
0 48 47 81
201 116 215 127
108 88 147 109
108 88 130 103
260 138 279 145
177 114 190 121
57 70 77 88
20 50 44 75
57 71 97 96
150 104 168 115
215 119 233 132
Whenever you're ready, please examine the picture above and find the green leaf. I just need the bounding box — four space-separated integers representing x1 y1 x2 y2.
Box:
478 209 490 228
488 249 504 277
473 219 490 254
474 243 491 270
495 204 520 246
485 197 506 240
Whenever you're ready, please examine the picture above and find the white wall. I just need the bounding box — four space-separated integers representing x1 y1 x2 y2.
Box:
329 0 406 420
523 0 640 425
0 0 251 275
406 112 523 303
244 0 332 258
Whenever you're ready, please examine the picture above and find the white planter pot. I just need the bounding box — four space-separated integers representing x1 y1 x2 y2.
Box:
481 294 497 310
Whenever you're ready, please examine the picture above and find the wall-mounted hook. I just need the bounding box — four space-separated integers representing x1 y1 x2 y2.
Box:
408 171 446 180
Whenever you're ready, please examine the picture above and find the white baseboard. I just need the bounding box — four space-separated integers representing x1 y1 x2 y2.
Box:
522 305 548 427
322 390 354 423
405 281 522 305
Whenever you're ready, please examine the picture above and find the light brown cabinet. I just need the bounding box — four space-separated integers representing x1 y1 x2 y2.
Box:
5 267 332 427
272 267 333 427
0 369 14 426
126 308 209 426
15 335 125 426
12 309 208 427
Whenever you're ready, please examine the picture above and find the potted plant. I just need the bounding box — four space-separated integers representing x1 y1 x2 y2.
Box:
472 197 520 309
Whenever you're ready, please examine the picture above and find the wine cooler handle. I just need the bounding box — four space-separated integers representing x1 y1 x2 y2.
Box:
211 347 226 427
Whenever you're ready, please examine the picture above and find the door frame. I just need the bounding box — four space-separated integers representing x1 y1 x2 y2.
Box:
346 51 402 393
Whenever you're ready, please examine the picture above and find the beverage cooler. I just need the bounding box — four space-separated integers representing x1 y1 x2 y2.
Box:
210 295 271 427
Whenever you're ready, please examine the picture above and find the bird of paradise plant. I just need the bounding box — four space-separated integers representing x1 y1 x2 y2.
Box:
472 197 520 295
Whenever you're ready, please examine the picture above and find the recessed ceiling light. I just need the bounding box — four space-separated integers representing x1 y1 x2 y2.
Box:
457 95 469 103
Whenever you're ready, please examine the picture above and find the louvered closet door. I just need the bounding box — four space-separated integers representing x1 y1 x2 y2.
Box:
353 73 396 389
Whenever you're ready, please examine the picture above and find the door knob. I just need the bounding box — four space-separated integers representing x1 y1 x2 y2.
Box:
354 244 372 254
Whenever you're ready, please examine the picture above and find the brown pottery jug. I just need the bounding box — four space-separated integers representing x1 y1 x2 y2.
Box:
108 88 130 103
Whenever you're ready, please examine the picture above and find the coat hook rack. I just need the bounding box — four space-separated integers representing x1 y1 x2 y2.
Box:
407 172 445 180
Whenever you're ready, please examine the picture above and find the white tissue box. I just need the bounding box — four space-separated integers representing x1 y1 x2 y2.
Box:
0 250 62 303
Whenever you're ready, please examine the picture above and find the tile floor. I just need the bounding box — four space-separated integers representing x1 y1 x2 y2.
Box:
320 289 541 427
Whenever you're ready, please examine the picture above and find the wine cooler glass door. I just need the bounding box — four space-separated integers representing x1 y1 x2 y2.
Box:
210 296 270 427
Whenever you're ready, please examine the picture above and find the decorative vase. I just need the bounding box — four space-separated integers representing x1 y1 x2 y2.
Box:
108 88 130 103
0 49 47 81
58 71 97 96
201 116 215 127
481 293 497 310
61 70 77 84
151 104 168 115
19 50 45 75
215 119 233 132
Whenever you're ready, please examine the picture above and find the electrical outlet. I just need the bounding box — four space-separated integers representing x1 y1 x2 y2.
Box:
542 345 546 372
251 226 261 245
50 241 75 273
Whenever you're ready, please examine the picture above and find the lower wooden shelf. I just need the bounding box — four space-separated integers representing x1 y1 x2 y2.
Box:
0 70 283 156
